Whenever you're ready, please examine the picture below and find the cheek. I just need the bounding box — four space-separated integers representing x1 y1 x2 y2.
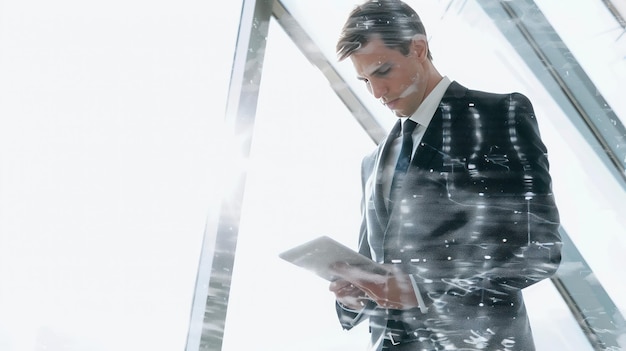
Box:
410 73 422 85
398 79 421 98
392 78 411 93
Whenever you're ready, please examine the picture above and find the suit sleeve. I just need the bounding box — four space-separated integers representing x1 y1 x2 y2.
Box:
424 92 562 293
334 153 379 330
481 92 562 290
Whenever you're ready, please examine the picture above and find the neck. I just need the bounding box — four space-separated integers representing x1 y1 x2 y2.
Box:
423 62 443 98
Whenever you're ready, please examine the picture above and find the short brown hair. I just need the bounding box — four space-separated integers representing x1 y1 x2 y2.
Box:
336 0 432 61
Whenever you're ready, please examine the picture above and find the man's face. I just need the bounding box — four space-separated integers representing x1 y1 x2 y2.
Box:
350 36 428 117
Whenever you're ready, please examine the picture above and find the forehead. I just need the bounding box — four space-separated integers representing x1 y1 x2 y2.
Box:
349 37 403 74
352 35 392 56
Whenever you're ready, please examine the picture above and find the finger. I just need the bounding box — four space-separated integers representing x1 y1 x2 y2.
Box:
351 280 385 299
329 279 352 292
337 284 363 298
374 296 400 309
338 293 370 309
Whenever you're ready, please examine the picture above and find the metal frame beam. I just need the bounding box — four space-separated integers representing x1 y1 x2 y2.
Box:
552 228 626 350
185 0 272 350
477 0 626 187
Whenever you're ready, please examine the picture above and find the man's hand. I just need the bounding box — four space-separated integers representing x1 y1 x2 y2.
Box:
329 278 369 310
330 263 419 310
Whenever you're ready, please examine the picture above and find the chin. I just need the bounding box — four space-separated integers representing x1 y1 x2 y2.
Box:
393 110 409 117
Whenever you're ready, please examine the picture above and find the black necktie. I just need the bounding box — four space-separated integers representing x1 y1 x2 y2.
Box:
390 119 418 206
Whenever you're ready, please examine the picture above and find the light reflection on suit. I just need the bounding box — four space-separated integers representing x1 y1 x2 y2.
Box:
336 82 562 351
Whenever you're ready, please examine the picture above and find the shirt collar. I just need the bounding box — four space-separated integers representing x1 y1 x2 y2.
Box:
401 76 451 127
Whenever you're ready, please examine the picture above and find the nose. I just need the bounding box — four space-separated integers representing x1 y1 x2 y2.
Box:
368 80 387 100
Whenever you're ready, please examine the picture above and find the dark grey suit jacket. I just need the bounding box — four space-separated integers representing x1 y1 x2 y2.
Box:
336 82 562 351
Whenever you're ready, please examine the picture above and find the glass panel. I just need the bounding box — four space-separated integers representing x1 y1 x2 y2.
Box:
278 0 626 338
221 12 595 350
222 19 373 350
534 0 626 126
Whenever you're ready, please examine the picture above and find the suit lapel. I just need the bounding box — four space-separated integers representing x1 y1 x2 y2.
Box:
410 108 442 170
372 120 401 225
409 81 467 170
375 82 469 226
385 82 468 220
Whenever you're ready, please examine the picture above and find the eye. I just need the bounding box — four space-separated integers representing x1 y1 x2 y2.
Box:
376 67 391 76
375 64 392 76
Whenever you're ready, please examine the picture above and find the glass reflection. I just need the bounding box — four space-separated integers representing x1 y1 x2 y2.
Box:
211 1 626 350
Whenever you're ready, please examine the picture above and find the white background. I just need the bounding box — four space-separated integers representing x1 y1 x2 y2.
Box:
0 1 242 350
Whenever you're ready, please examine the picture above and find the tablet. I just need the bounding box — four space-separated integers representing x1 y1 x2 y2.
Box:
278 235 387 281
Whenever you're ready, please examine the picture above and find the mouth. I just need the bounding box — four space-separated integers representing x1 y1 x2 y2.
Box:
383 98 399 110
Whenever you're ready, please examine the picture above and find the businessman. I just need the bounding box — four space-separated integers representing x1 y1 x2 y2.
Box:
328 1 562 350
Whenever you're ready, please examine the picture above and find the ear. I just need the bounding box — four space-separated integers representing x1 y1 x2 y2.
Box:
410 34 429 61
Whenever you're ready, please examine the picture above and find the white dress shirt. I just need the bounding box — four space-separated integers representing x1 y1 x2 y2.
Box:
382 76 452 205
